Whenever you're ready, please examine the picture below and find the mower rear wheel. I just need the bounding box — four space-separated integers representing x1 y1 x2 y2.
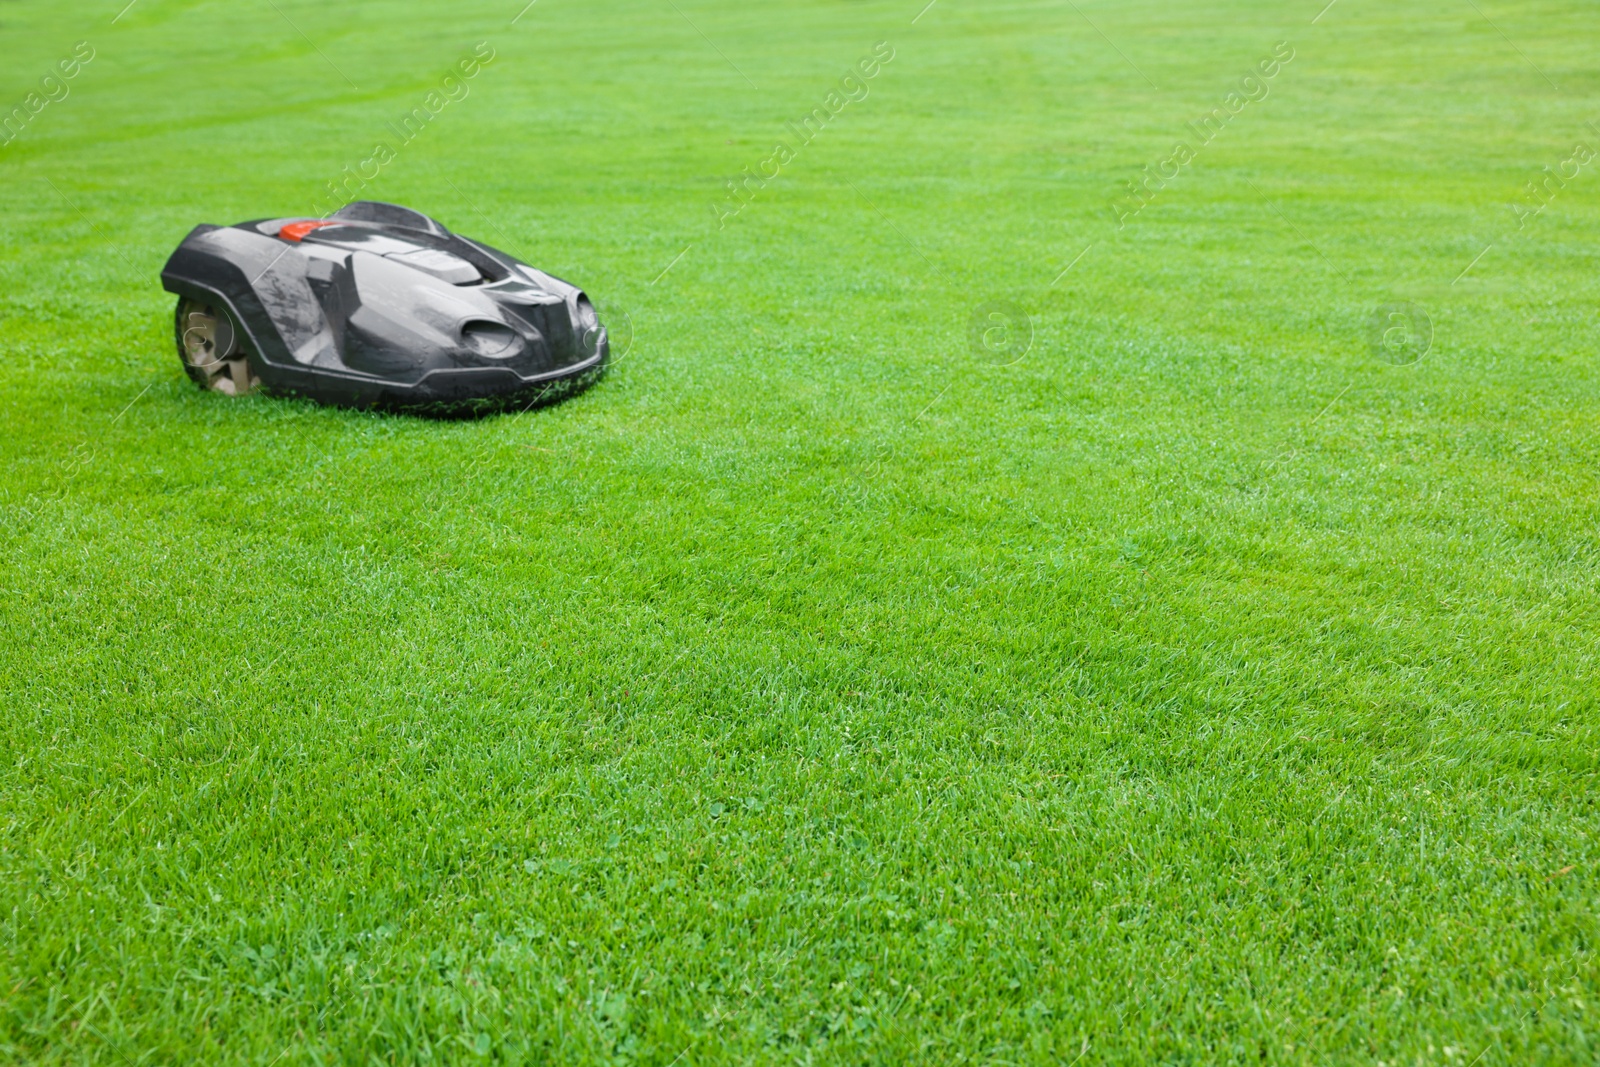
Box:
175 298 258 395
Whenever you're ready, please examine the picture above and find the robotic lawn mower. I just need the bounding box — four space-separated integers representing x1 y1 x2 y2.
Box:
160 201 609 415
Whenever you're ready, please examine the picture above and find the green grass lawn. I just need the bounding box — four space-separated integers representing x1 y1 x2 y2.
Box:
2 0 1597 1062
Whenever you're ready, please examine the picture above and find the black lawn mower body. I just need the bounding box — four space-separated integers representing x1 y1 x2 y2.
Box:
160 201 608 415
